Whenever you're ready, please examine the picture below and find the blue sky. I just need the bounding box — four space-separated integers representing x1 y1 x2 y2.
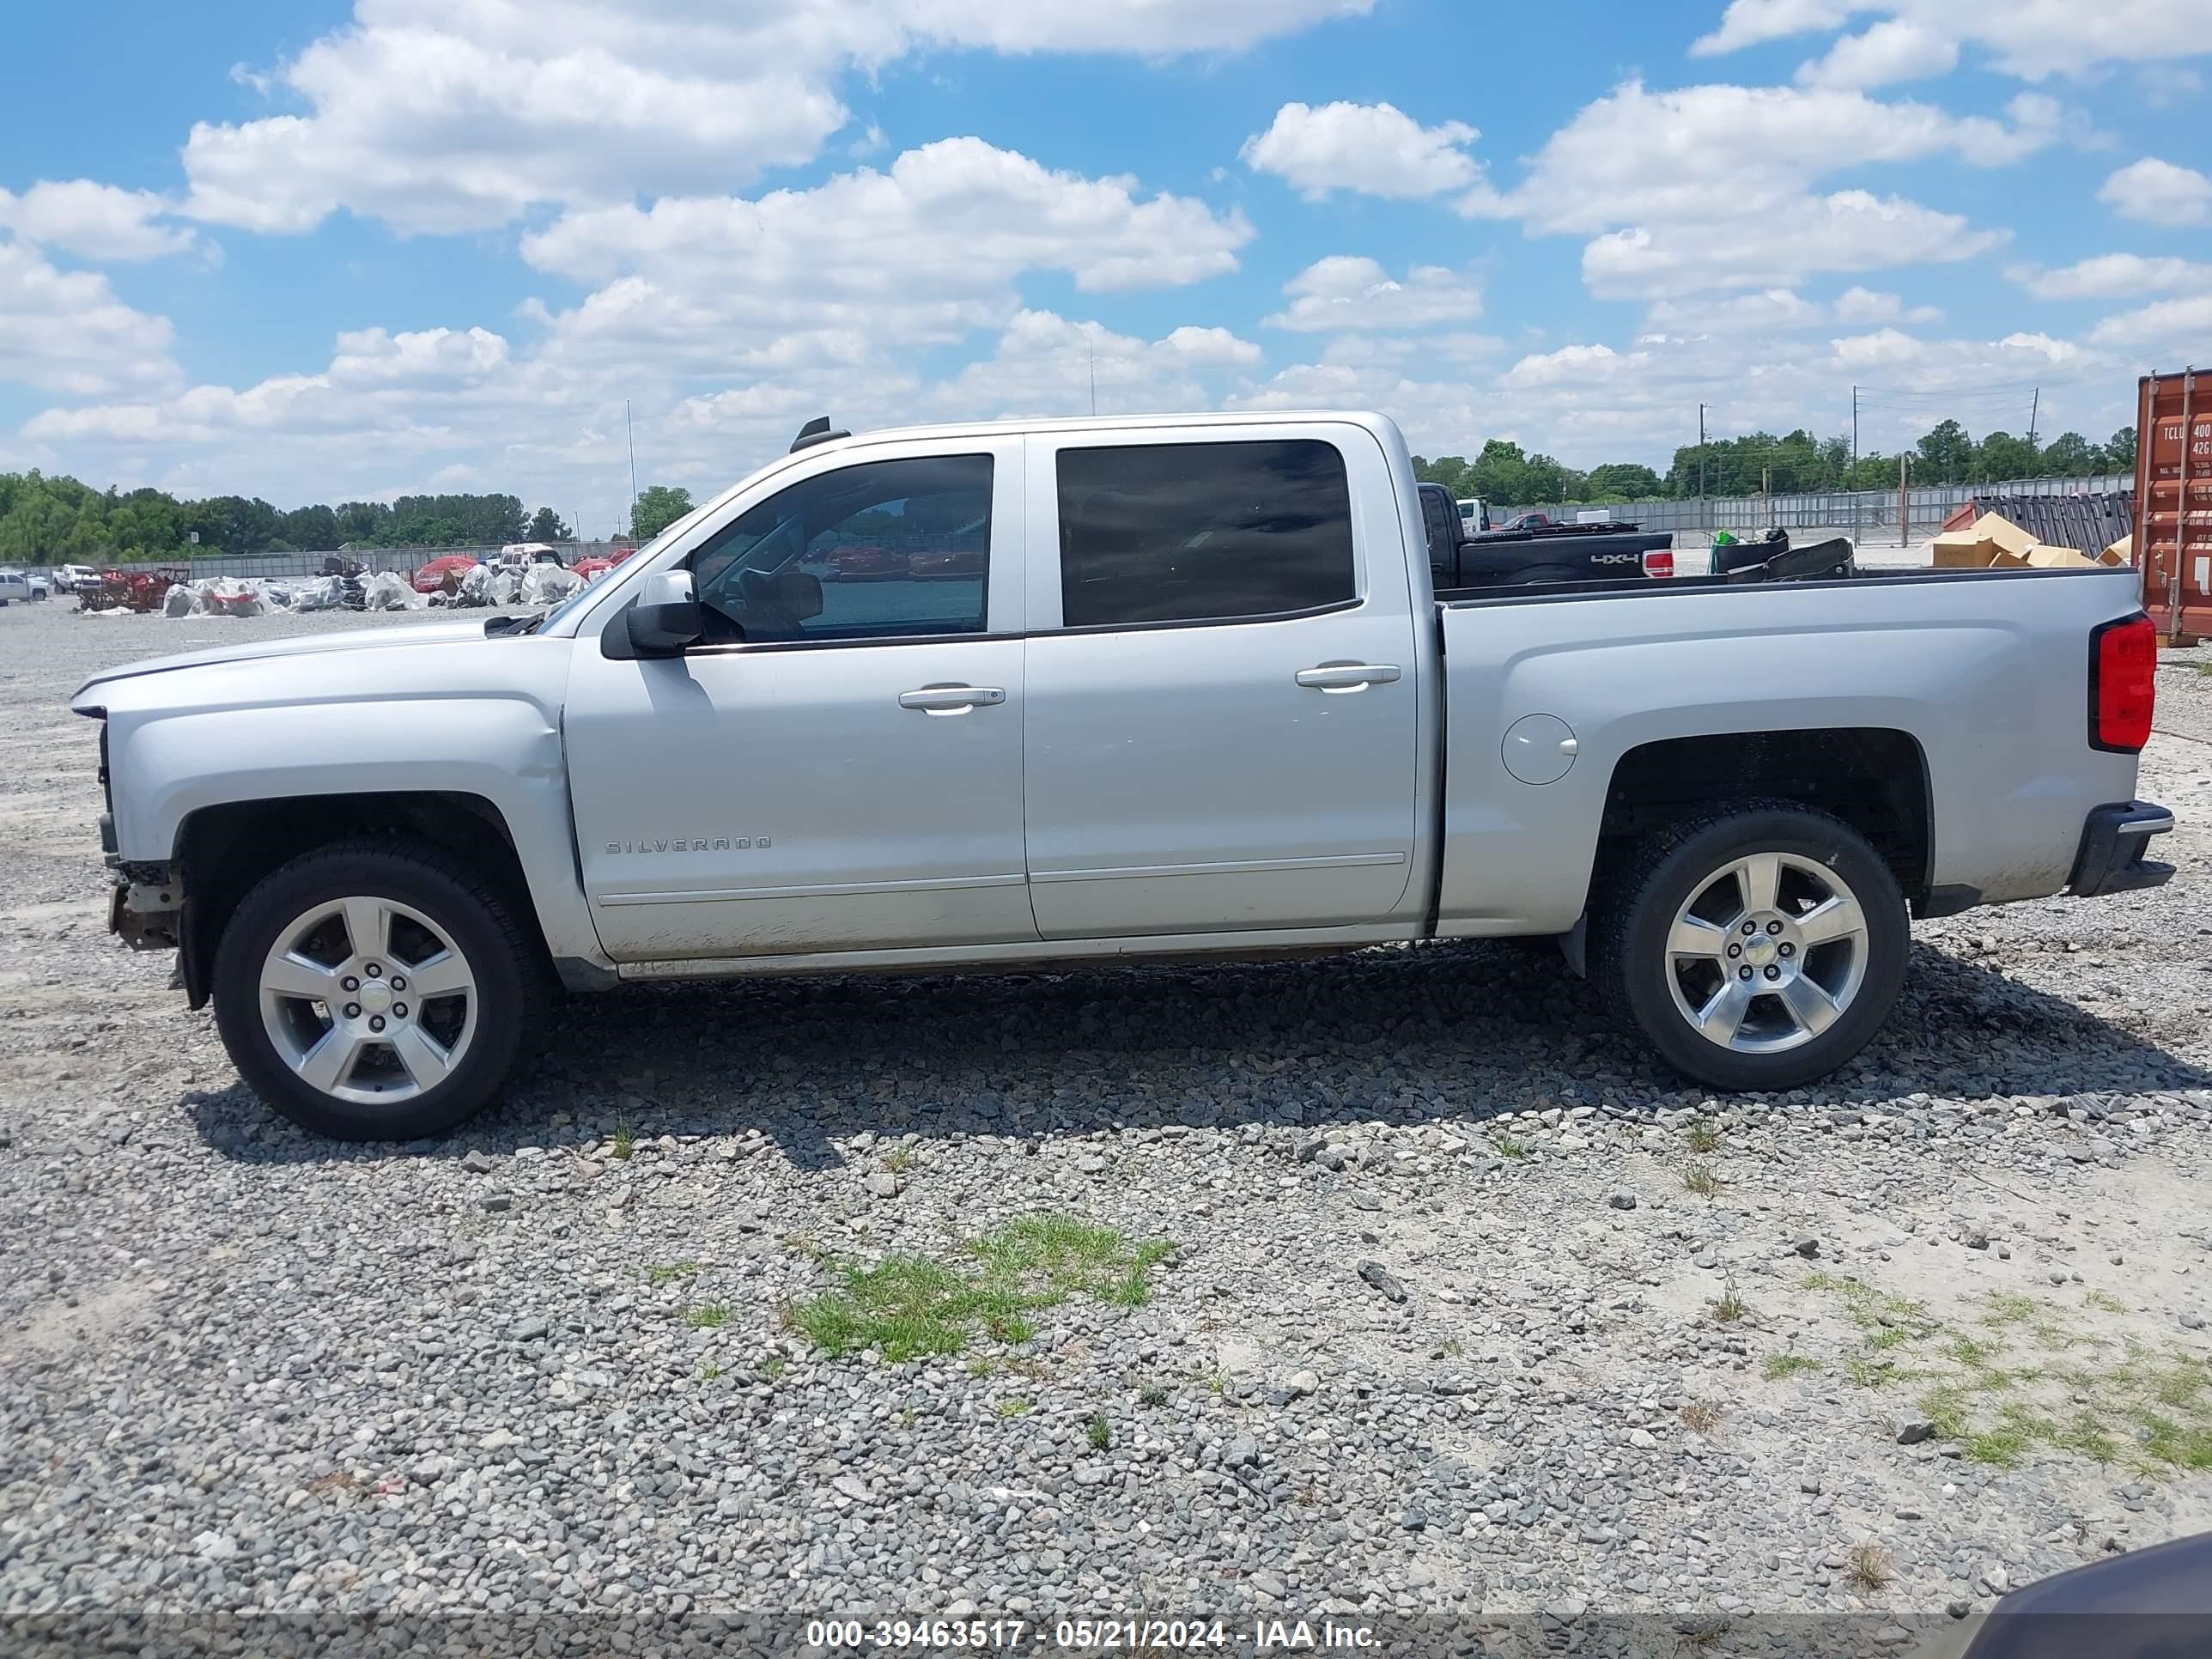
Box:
3 0 2209 534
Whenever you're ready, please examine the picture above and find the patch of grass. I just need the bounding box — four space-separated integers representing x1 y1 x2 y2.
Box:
995 1396 1032 1419
1492 1134 1531 1159
1715 1283 1747 1325
699 1362 722 1381
2193 661 2212 680
1139 1383 1169 1407
642 1261 700 1285
1686 1117 1723 1154
1844 1542 1894 1593
1981 1291 2039 1328
2085 1290 2131 1315
1681 1162 1725 1199
1679 1400 1722 1434
1441 1337 1466 1358
1086 1413 1111 1451
1763 1352 1820 1381
785 1212 1174 1362
759 1354 787 1382
610 1123 635 1161
685 1305 730 1329
881 1146 916 1173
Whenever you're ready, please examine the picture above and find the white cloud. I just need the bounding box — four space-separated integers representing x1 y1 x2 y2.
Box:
2099 157 2212 227
0 180 199 261
1694 0 2212 81
1583 190 2003 300
1478 82 2056 237
182 0 1370 235
1263 257 1484 331
2013 252 2212 300
1239 100 1485 201
1692 0 1854 56
521 138 1249 328
1639 284 1940 334
0 241 181 397
2090 294 2212 349
1464 80 2048 299
1795 20 1958 88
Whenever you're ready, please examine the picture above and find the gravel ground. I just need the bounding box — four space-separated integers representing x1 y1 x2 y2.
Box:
3 601 2211 1652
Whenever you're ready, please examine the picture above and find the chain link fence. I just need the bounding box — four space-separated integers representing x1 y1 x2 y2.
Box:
1521 475 2132 544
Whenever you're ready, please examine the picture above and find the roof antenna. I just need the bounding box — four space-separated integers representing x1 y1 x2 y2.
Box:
791 416 850 453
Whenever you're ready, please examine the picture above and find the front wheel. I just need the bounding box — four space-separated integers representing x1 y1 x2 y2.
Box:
1598 804 1907 1091
212 840 544 1139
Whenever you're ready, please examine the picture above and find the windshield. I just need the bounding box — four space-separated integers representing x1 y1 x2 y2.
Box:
534 499 721 631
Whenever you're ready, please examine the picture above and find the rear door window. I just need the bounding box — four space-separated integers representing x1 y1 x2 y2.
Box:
1054 439 1356 629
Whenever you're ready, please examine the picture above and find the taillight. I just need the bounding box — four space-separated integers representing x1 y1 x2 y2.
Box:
1641 550 1675 578
2089 613 2156 752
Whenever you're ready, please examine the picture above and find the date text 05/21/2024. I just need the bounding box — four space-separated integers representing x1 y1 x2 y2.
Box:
802 1620 1380 1651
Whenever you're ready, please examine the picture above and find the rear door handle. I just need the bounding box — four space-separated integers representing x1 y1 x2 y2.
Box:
898 684 1006 713
1295 664 1402 691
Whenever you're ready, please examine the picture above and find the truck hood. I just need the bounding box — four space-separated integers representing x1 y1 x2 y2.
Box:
71 619 513 708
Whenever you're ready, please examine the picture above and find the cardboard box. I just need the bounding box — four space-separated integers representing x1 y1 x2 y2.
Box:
1931 530 1996 568
2101 534 2132 565
2022 544 2098 569
1972 512 2038 559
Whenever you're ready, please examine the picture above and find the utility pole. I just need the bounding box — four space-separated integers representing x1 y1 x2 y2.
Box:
1899 453 1910 550
625 400 639 532
2027 386 2040 453
1698 402 1708 532
1850 386 1858 474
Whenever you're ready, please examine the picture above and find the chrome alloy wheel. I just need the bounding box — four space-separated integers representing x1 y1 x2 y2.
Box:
258 896 477 1103
1662 851 1869 1054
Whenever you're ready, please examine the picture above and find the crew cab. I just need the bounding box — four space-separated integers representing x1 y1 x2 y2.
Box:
73 411 2174 1139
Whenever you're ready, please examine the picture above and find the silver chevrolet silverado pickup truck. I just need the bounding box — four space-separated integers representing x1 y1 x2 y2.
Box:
72 411 2175 1139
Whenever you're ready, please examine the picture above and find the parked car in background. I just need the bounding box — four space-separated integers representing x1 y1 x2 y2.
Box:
571 547 641 584
59 563 101 596
1418 482 1680 587
1457 497 1489 533
24 571 52 600
0 568 29 605
495 543 565 568
76 409 2173 1139
823 544 908 579
909 548 987 578
412 555 480 595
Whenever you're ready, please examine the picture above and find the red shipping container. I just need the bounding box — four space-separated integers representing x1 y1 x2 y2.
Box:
2135 368 2212 642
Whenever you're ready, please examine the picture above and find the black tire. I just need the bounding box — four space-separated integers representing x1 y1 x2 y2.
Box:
1596 802 1907 1092
212 838 546 1139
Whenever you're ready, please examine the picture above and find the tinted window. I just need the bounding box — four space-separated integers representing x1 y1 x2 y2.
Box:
690 454 992 644
1055 439 1356 629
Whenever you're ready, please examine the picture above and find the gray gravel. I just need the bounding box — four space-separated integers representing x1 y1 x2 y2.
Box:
3 601 2211 1635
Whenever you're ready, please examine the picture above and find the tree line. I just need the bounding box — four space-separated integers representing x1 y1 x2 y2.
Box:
1415 420 2140 508
0 471 580 562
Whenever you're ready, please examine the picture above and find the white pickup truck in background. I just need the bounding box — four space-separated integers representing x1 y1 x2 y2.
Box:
74 411 2173 1139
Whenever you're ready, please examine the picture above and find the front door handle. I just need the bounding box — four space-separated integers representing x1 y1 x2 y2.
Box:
1295 663 1402 692
898 684 1006 713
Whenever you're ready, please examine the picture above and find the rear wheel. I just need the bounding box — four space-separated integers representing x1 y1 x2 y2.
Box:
1599 804 1906 1091
212 840 544 1139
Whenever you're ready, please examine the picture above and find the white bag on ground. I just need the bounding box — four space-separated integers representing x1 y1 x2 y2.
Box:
521 562 580 605
195 579 268 618
489 568 524 605
362 571 420 611
456 563 495 606
294 575 347 611
162 582 196 617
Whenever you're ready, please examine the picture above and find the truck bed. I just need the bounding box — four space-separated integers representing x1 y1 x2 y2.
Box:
1428 562 2148 935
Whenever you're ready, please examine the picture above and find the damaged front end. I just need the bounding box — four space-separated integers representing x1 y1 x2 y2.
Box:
109 860 184 952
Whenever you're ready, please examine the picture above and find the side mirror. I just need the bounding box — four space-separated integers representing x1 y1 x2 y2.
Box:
625 569 702 656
